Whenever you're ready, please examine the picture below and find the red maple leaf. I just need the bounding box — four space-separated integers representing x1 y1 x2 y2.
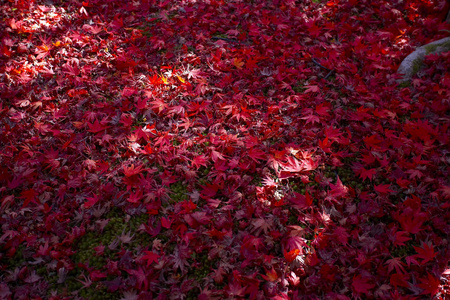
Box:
261 267 278 282
385 257 406 274
300 112 320 125
418 273 440 296
363 134 382 148
392 230 411 247
83 195 100 209
329 176 348 198
390 273 410 288
87 119 110 133
284 248 300 263
140 251 160 267
304 85 320 94
89 270 107 282
192 154 208 169
359 167 377 181
352 275 375 295
289 191 313 210
248 147 266 162
125 267 148 290
161 217 172 229
374 183 394 194
20 189 39 207
413 242 437 264
122 164 145 177
333 226 350 245
395 208 427 234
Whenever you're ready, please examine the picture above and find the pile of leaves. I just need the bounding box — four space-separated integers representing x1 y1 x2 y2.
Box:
0 0 449 299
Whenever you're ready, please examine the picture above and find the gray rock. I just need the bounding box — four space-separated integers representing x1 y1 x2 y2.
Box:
397 36 450 83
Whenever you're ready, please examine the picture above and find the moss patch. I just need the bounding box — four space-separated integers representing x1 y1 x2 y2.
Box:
424 39 450 54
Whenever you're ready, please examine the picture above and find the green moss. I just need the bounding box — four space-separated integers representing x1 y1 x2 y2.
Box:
390 243 415 257
251 176 262 187
78 282 120 300
10 245 26 268
168 181 189 204
57 211 151 297
212 33 230 39
425 44 439 54
198 166 211 177
411 57 424 76
398 81 410 88
262 86 271 96
293 84 305 93
189 250 218 283
424 39 450 54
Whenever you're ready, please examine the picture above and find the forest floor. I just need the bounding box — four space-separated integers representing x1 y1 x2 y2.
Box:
0 0 449 299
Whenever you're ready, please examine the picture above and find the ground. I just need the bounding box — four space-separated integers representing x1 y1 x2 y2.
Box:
0 0 449 299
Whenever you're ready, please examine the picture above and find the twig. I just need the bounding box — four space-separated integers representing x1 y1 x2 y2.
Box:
312 58 331 71
211 36 238 43
312 58 335 79
324 69 335 79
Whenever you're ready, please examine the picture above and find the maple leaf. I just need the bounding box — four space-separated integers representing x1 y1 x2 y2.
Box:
150 98 167 113
247 147 266 162
225 279 246 297
261 267 278 282
406 169 423 179
386 257 406 274
390 273 410 288
413 242 437 264
122 164 145 177
405 255 420 267
359 167 377 181
438 185 450 198
172 245 190 273
35 240 51 257
418 273 440 296
289 191 313 210
82 24 103 35
23 271 41 283
201 183 219 198
300 112 320 125
352 275 375 295
211 150 226 162
329 176 348 198
251 218 272 235
87 119 110 133
363 134 382 149
392 230 411 247
192 154 208 169
286 236 307 253
184 211 211 227
120 290 139 300
76 274 92 290
83 195 100 208
284 248 300 263
89 270 107 282
233 57 244 69
333 226 350 245
280 157 305 175
396 208 427 234
374 183 394 194
161 217 172 229
125 267 148 290
20 189 39 208
140 251 160 267
304 85 320 94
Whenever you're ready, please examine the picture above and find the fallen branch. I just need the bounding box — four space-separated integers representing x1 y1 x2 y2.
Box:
312 58 335 79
